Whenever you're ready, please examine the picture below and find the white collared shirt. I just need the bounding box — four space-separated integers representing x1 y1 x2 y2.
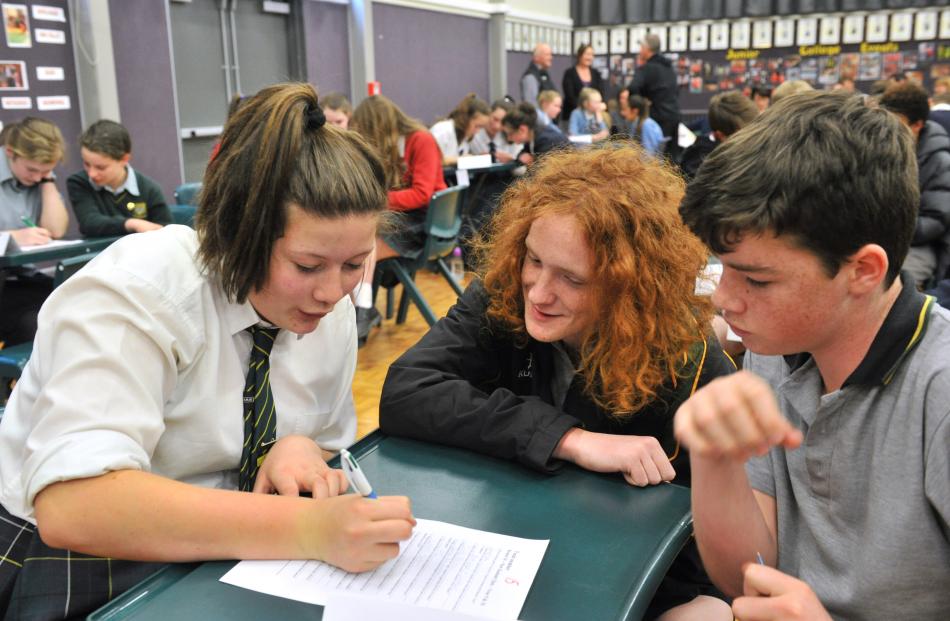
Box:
91 164 140 196
430 119 471 159
0 225 358 522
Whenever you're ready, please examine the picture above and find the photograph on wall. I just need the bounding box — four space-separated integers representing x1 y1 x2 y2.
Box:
592 55 608 82
2 3 30 48
669 25 687 52
843 15 864 44
796 18 818 46
858 52 882 81
731 21 750 49
819 16 840 45
647 25 666 52
903 51 917 71
919 42 936 64
752 20 772 49
1 95 29 109
916 11 937 41
592 29 608 55
890 13 912 42
866 14 888 43
610 27 627 54
799 57 818 82
941 10 950 40
0 59 26 90
689 23 708 51
819 56 839 85
710 22 729 50
574 29 591 50
629 25 647 53
882 52 902 78
840 53 860 80
774 19 794 48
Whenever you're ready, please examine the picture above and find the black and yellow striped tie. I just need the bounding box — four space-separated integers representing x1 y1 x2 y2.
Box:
239 325 280 491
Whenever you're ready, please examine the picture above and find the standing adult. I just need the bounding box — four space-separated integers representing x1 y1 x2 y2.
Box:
626 34 680 158
520 43 556 106
562 44 604 124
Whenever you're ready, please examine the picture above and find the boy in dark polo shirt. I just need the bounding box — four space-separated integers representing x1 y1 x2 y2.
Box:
68 120 171 237
674 91 950 619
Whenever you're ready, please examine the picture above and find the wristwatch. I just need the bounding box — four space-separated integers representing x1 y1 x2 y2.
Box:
38 177 55 184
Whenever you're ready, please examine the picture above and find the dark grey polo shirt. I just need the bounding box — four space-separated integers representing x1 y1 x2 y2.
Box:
745 274 950 620
0 153 42 232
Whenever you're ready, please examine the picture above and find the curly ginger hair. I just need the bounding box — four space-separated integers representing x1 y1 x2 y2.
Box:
477 143 713 416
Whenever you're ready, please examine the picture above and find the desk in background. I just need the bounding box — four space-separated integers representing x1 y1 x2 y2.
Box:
0 236 120 269
90 432 692 621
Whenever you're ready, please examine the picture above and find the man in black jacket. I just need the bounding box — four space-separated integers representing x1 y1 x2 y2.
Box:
626 33 680 158
881 82 950 286
520 43 555 105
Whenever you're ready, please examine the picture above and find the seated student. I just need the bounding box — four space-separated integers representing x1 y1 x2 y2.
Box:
502 102 571 167
319 91 352 129
675 90 950 620
380 144 735 621
0 83 415 619
930 90 950 138
880 81 950 287
535 89 563 132
749 85 771 113
350 94 447 344
769 79 812 105
0 117 69 346
429 93 490 166
567 87 609 142
468 97 520 164
679 91 758 181
619 94 664 156
68 120 171 237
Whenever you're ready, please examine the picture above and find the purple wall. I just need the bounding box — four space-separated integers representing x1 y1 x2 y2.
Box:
303 1 350 98
109 0 182 202
507 51 573 102
373 4 490 125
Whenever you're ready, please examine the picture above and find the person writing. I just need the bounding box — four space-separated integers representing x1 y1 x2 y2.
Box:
380 144 735 620
0 83 415 618
502 102 570 167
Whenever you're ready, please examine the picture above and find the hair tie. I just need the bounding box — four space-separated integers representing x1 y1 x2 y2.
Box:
306 105 326 130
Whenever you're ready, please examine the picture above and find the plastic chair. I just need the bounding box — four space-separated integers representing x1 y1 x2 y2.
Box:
173 182 201 206
1 252 99 398
374 185 467 326
169 204 196 227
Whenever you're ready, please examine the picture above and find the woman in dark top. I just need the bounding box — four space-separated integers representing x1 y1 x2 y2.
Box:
562 44 604 124
380 144 734 621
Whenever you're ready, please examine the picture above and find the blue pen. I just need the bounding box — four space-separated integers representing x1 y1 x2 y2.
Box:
20 216 36 227
755 552 766 566
340 449 377 499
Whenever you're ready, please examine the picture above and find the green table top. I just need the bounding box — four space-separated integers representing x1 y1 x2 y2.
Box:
0 236 120 268
90 433 692 621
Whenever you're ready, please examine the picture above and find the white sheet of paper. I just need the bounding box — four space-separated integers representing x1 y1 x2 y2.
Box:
323 594 519 621
220 519 547 620
17 239 83 252
457 154 492 170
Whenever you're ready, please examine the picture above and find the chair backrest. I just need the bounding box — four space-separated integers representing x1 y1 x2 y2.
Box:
420 185 467 263
53 252 99 289
174 182 202 207
169 204 197 227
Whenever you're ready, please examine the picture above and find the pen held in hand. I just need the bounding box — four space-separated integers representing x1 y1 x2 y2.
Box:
21 216 37 228
340 448 377 499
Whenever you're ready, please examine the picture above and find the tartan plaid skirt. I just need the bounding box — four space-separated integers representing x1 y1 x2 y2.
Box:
0 503 165 620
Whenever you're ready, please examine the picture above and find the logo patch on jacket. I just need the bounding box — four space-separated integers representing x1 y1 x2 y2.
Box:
126 201 147 218
517 353 533 378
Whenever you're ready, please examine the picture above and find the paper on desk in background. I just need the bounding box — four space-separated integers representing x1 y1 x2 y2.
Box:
323 594 520 621
694 262 742 342
17 239 84 252
220 518 547 620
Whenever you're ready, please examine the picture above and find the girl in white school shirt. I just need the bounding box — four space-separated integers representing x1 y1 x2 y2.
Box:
0 83 414 619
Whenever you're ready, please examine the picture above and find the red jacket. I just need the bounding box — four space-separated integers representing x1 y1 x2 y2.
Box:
388 131 447 212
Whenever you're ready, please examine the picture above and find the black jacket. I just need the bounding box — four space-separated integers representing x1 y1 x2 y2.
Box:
915 120 950 246
626 54 680 138
679 134 718 181
379 282 735 486
561 66 604 124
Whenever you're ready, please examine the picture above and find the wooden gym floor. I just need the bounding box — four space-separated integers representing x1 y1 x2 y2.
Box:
352 270 467 439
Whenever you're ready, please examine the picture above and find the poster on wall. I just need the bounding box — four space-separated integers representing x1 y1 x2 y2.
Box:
689 23 708 51
843 15 864 44
710 22 729 50
941 10 950 40
890 13 912 42
610 27 627 54
796 17 817 46
574 29 590 52
669 25 687 52
37 94 69 111
916 12 937 41
752 20 772 49
1 95 30 109
592 29 608 55
819 16 840 45
774 19 794 47
30 4 63 22
731 22 750 49
504 22 512 51
0 60 26 90
2 3 30 48
629 25 647 52
35 65 62 80
867 14 888 43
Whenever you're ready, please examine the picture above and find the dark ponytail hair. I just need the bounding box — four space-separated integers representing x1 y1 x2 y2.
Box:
627 95 650 142
501 102 538 134
197 82 387 303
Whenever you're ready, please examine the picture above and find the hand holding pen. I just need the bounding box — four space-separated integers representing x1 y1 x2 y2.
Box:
12 217 51 246
341 449 377 498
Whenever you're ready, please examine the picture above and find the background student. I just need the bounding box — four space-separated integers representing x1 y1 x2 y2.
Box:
68 120 171 237
0 83 415 619
567 87 609 142
0 117 69 346
429 93 491 166
620 94 664 155
502 102 571 167
679 91 758 181
350 94 447 344
320 91 352 129
380 144 735 621
675 91 950 620
468 97 520 164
